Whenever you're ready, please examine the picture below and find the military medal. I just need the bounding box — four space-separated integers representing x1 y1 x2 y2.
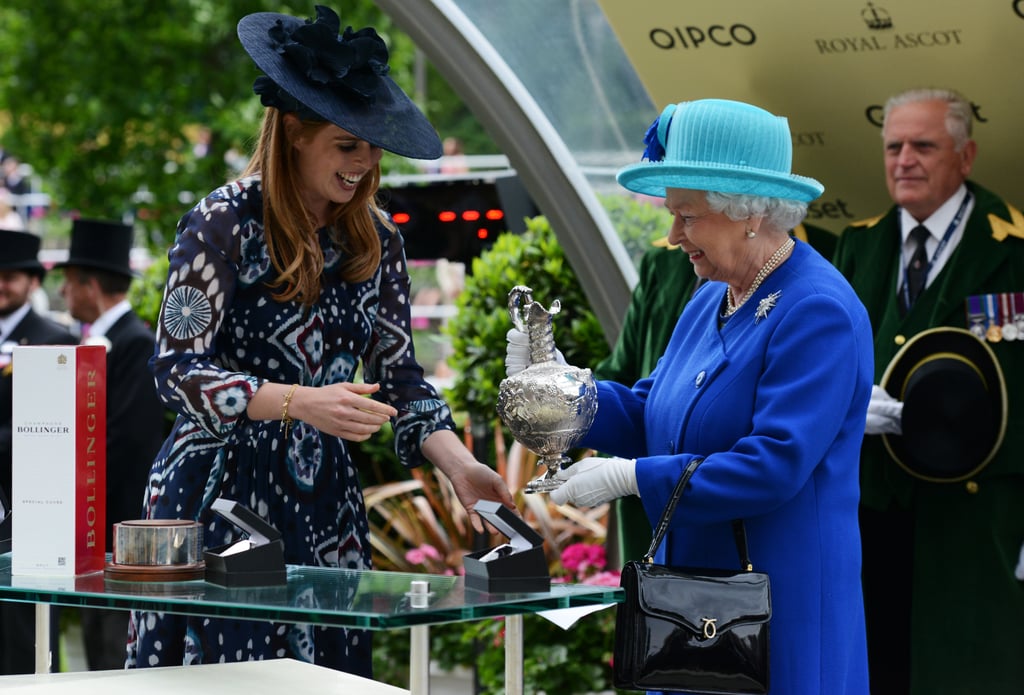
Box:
1015 292 1024 335
966 295 987 339
1001 293 1018 341
985 294 1002 342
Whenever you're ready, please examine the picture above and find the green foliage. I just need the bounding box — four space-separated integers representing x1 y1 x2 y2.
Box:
0 1 491 250
600 192 675 267
452 611 618 695
127 255 170 329
443 215 611 418
0 1 262 241
373 612 618 695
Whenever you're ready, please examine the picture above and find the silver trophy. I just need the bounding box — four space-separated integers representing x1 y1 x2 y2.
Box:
496 286 598 493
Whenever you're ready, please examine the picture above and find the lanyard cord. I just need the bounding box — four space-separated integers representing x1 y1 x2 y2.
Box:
899 191 972 309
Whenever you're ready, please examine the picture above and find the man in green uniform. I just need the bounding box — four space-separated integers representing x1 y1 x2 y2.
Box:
596 222 836 564
833 87 1024 695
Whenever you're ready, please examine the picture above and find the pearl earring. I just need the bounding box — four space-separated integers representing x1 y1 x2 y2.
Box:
745 229 756 239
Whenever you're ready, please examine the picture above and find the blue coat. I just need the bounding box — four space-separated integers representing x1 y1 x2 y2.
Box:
582 240 872 695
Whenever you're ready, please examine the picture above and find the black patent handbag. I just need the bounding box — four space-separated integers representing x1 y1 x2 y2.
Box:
612 457 771 694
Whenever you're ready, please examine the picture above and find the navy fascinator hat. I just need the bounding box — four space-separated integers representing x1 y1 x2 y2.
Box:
237 5 442 160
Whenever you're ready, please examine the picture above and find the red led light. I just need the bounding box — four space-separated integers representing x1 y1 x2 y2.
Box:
477 228 489 239
462 210 481 221
438 211 457 222
392 212 410 224
485 209 504 221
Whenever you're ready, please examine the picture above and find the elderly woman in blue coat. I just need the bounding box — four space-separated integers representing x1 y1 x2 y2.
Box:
508 99 872 695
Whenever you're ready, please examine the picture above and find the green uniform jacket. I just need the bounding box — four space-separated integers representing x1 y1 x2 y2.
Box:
833 181 1024 694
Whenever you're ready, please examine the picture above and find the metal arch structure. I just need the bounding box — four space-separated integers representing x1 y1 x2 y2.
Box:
374 0 636 344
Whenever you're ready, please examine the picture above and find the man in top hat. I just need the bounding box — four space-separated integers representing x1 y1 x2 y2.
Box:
833 87 1024 694
56 218 166 670
0 228 75 674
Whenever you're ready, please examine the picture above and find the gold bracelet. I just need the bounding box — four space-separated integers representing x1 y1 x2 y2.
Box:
281 384 299 437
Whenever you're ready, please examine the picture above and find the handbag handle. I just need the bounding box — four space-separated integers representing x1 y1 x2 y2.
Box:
643 457 754 572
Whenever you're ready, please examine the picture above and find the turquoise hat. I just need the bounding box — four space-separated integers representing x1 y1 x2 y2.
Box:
617 99 823 202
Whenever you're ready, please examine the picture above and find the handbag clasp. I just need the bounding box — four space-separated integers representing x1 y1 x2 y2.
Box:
700 617 717 640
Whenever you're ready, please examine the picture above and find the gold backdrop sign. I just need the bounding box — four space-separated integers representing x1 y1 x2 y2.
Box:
598 0 1024 232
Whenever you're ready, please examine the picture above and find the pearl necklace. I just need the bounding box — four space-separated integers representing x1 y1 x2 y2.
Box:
722 237 795 318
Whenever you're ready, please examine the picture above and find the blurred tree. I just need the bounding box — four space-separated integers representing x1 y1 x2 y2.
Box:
0 1 490 249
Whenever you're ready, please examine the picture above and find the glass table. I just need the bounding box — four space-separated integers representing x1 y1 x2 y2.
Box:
0 554 621 694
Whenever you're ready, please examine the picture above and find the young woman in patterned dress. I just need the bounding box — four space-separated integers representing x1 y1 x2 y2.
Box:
126 5 514 676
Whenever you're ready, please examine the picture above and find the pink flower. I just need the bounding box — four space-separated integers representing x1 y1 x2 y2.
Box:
582 570 621 587
405 544 442 567
559 543 608 580
406 548 428 565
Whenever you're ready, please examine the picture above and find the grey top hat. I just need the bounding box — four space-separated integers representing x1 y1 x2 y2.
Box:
55 218 136 278
237 5 442 160
0 228 46 278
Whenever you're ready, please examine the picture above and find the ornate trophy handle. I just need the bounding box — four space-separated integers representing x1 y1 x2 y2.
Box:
507 285 533 333
507 285 561 334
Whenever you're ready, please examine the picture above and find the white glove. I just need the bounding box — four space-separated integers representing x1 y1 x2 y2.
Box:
865 384 903 435
549 456 638 507
504 327 565 377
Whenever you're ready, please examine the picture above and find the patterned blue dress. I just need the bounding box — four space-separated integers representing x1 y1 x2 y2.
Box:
126 174 455 676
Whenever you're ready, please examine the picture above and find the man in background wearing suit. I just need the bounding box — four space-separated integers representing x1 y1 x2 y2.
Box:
0 228 75 673
833 87 1024 695
56 218 166 670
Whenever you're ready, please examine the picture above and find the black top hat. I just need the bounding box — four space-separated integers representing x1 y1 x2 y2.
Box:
880 327 1007 482
55 218 136 278
0 228 46 278
237 5 442 160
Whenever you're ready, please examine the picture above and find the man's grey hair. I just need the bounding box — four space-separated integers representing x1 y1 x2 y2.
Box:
882 87 973 151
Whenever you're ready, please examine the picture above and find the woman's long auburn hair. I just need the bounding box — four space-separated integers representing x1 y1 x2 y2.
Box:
241 107 394 305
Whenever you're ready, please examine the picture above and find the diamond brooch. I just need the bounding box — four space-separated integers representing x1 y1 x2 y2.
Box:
755 291 781 323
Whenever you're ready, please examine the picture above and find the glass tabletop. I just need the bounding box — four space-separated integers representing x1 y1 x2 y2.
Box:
0 554 621 630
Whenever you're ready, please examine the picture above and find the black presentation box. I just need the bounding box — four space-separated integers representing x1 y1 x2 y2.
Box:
204 498 286 588
463 500 550 593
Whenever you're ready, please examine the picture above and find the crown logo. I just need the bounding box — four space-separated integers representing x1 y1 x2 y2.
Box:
862 2 893 29
57 354 67 365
